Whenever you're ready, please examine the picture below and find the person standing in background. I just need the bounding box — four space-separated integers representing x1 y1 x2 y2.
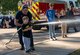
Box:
5 17 10 28
66 8 78 33
57 9 68 38
46 3 57 40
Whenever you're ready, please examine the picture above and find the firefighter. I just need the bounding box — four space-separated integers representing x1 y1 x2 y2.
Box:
15 5 35 51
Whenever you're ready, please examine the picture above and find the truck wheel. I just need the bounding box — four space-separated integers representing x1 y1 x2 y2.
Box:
32 25 41 30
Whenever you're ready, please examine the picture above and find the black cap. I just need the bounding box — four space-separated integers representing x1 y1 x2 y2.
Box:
22 5 28 10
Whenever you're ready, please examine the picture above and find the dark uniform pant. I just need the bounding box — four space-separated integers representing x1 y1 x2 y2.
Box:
18 29 24 48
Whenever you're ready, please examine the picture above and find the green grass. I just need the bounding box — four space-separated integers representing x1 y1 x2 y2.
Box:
68 49 80 55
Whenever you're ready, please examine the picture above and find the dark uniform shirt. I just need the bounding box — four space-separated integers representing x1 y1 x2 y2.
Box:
15 11 32 28
22 23 33 38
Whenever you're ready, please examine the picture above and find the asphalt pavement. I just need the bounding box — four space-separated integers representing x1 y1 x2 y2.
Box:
0 28 80 55
0 15 80 55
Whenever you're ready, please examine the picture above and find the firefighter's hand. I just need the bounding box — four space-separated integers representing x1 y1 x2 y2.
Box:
15 23 22 27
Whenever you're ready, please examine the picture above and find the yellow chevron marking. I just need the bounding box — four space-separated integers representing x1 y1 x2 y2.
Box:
28 9 39 20
32 8 38 14
32 8 40 19
33 3 38 9
36 2 39 5
28 2 40 20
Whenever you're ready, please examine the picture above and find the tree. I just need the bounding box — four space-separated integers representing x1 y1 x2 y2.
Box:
0 0 20 12
77 0 80 3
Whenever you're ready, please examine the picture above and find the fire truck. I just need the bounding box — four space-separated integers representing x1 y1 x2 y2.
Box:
18 0 79 30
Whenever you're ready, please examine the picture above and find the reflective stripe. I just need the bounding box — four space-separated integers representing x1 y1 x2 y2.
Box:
33 3 39 9
28 9 38 20
29 2 40 20
36 2 39 7
31 9 40 20
18 6 22 11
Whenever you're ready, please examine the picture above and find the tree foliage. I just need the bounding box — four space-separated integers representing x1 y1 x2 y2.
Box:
77 0 80 3
0 0 20 11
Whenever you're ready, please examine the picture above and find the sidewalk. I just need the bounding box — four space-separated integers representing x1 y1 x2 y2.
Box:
0 29 80 55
